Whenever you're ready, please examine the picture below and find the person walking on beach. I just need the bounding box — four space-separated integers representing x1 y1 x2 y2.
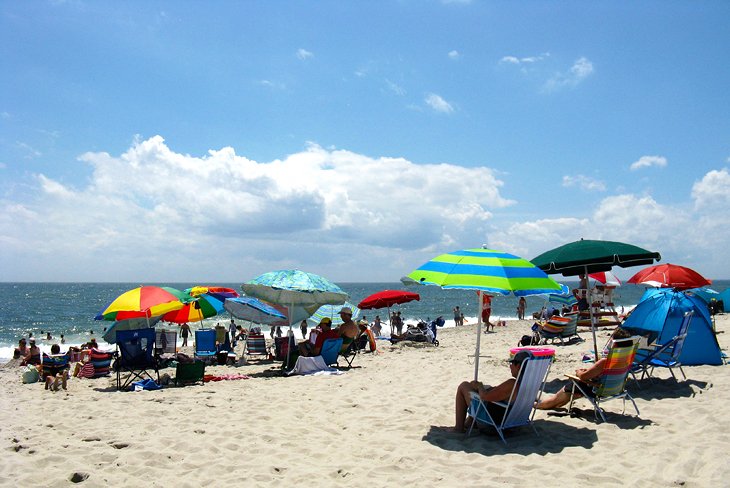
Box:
517 297 526 321
300 320 308 339
481 294 493 331
372 315 382 336
180 323 191 347
453 306 462 326
229 319 237 347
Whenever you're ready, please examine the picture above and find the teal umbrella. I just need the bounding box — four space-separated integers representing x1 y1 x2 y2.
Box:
407 248 562 380
531 238 661 361
307 302 360 327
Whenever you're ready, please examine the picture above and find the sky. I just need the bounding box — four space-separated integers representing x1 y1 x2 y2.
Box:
1 1 730 283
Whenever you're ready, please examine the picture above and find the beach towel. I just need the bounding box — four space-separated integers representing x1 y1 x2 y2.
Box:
285 356 344 376
130 378 162 391
203 373 251 382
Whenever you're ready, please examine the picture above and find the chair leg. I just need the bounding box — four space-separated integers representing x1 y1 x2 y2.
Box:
677 365 686 380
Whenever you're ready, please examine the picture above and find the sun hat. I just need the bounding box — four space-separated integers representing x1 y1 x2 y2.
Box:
339 307 353 316
320 317 332 325
29 338 36 344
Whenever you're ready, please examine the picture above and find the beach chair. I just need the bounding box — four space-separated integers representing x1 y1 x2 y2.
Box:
175 360 205 386
41 353 70 383
466 351 554 444
632 311 693 383
245 333 269 359
320 338 343 367
339 340 358 368
155 329 177 355
568 337 640 423
194 329 217 364
539 314 580 345
115 328 159 391
273 335 297 361
89 348 114 378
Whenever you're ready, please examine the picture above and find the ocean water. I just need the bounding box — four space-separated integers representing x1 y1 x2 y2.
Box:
1 281 727 360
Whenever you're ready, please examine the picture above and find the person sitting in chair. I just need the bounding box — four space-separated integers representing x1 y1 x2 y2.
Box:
453 351 531 433
336 307 358 353
536 327 632 410
41 344 69 391
298 318 339 357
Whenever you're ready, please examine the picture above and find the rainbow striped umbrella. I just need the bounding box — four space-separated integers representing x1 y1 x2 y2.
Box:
407 248 562 380
95 286 188 321
162 294 225 324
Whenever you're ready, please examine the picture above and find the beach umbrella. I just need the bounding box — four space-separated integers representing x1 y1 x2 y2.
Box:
186 286 239 301
407 248 563 380
95 286 188 322
224 296 287 324
242 270 349 366
307 302 361 327
358 290 420 335
161 294 224 324
531 238 661 361
627 263 711 291
588 271 622 286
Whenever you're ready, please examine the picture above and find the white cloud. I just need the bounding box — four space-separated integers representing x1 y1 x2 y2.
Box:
692 167 730 210
385 79 405 96
0 136 513 281
16 141 41 159
425 93 454 113
448 50 461 60
500 53 550 65
562 174 606 192
258 79 286 90
630 155 667 171
296 48 313 60
544 57 594 92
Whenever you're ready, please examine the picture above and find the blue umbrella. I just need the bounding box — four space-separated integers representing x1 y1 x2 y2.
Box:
307 302 361 327
224 297 287 324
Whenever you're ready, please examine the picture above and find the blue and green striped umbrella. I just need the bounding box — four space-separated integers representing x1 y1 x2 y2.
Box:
407 248 562 381
307 302 361 327
407 248 563 296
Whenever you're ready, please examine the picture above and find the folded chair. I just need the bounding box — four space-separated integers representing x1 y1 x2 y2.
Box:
115 328 159 391
194 329 217 364
320 338 343 367
466 351 554 444
632 311 693 383
339 339 358 368
89 348 114 378
568 337 640 422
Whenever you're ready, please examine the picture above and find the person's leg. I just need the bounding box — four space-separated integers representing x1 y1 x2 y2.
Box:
455 381 477 432
61 370 68 390
536 386 579 410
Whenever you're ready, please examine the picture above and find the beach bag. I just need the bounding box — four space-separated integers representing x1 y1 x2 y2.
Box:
22 365 39 384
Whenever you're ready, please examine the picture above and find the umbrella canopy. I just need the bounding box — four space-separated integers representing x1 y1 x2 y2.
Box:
531 238 661 362
531 238 661 277
407 248 563 380
162 294 225 324
588 271 622 286
358 290 420 310
95 286 188 321
407 248 564 296
307 302 361 327
242 270 348 308
224 296 287 324
627 263 711 290
186 286 239 301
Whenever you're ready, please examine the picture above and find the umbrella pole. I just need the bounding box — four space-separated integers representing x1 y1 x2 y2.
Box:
586 265 599 362
474 291 483 381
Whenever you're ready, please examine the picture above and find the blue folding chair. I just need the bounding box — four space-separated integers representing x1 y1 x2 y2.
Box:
320 338 343 367
194 329 217 364
115 328 159 391
632 311 693 383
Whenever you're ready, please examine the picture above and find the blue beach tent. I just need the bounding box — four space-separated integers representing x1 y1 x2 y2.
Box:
622 288 722 366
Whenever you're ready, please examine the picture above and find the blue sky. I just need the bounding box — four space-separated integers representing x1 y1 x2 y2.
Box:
2 1 730 282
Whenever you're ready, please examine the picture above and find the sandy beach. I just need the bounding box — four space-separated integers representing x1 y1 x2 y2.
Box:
1 317 728 488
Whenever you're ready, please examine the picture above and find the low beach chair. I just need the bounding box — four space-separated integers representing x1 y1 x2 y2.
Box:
115 328 159 391
245 333 269 359
538 314 579 345
568 337 640 422
466 351 554 444
41 353 70 388
194 329 217 364
339 340 358 368
175 360 205 386
632 311 693 383
155 329 177 355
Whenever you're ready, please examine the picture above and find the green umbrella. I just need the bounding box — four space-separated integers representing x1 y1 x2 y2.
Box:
531 238 661 360
407 248 563 380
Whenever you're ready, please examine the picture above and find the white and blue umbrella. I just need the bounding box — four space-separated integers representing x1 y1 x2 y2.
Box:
224 297 287 324
307 302 361 327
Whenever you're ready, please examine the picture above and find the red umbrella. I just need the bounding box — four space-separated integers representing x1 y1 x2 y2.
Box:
588 271 622 286
627 263 711 290
358 290 420 309
358 290 420 336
